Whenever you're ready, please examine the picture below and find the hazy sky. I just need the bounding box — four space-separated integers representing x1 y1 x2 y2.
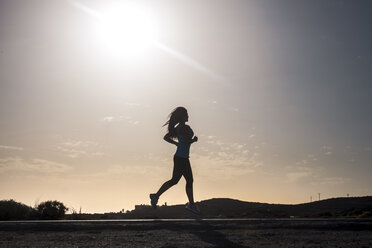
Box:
1 0 371 213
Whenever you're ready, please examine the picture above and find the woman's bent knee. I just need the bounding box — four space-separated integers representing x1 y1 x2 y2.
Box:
168 178 179 186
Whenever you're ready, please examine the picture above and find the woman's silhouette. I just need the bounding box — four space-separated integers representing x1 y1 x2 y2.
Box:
150 107 200 214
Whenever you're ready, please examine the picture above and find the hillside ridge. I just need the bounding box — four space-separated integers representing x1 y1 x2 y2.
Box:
118 196 372 219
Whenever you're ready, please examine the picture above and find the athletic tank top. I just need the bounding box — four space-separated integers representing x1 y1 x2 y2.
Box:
174 124 194 158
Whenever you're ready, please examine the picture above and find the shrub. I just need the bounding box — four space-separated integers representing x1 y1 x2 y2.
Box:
69 207 83 220
37 200 68 220
0 199 35 220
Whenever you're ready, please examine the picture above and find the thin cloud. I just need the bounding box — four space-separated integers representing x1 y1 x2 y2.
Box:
101 115 141 125
197 135 261 162
193 137 264 180
56 139 104 158
56 146 87 158
316 177 351 186
322 145 333 155
0 157 72 174
287 171 311 182
307 154 318 161
124 102 150 108
0 145 24 151
86 156 169 179
193 154 256 180
322 145 333 151
207 100 218 104
102 116 115 122
296 159 309 165
128 120 141 125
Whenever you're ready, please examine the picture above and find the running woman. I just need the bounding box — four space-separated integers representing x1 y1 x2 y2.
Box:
150 107 200 214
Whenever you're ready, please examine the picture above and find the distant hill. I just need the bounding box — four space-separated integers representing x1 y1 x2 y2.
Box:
3 197 371 220
118 196 372 219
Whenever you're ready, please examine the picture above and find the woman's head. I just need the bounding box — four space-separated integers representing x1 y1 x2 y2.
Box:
170 107 188 122
163 107 188 137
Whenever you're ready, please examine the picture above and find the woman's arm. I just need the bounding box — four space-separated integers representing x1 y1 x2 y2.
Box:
163 133 178 146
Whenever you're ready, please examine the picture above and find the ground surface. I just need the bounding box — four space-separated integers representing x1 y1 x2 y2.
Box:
0 218 371 248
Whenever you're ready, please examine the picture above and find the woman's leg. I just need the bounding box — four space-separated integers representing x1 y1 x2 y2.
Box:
155 156 182 198
186 181 194 205
183 158 195 205
156 178 178 197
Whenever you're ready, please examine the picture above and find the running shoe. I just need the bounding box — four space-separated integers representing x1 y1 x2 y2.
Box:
149 194 158 208
185 203 200 215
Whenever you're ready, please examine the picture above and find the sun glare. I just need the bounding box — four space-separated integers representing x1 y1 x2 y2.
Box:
97 3 158 58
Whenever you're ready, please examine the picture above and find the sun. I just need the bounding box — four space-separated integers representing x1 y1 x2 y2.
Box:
97 3 158 58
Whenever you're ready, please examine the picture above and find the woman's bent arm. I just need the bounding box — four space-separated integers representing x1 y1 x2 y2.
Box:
163 133 178 146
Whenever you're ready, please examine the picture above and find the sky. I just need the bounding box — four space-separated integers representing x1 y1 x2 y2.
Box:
0 0 371 213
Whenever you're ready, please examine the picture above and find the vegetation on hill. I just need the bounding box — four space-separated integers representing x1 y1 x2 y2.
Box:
0 200 35 220
36 201 68 220
0 200 68 221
